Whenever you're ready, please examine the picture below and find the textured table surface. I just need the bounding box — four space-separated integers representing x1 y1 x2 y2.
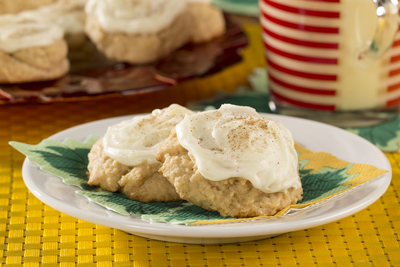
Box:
1 25 400 267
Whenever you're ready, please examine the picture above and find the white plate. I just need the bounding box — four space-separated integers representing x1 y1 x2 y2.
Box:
22 114 392 244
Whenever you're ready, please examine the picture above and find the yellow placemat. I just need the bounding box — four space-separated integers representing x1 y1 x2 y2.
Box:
1 25 399 266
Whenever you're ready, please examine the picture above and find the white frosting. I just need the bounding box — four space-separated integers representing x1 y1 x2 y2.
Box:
103 104 194 166
85 0 187 34
175 104 301 194
19 0 88 34
0 15 64 53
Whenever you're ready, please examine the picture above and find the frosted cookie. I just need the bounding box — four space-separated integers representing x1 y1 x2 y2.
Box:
88 138 181 202
18 0 88 48
0 0 57 15
0 16 69 83
156 104 303 218
187 0 225 43
84 0 192 64
87 104 194 202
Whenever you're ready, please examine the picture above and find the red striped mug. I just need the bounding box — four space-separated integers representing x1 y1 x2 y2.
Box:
260 0 400 126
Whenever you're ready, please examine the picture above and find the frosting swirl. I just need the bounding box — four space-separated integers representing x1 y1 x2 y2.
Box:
103 104 194 166
0 15 63 53
19 0 88 34
175 104 301 193
85 0 187 34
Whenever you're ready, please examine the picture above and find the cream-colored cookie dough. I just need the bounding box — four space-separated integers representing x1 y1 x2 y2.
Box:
87 138 181 202
187 2 225 43
0 39 69 83
118 161 181 202
156 129 303 218
0 0 57 15
87 138 131 192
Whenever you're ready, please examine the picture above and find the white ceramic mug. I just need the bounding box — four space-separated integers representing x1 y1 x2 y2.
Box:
260 0 400 126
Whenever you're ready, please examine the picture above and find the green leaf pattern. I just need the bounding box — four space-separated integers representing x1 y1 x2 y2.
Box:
347 118 400 151
297 160 356 204
9 137 387 225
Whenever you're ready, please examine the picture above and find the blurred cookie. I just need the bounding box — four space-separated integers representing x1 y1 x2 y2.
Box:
0 0 57 15
84 0 192 64
156 105 303 217
187 1 225 43
84 0 226 64
18 0 88 48
87 104 194 202
0 16 69 83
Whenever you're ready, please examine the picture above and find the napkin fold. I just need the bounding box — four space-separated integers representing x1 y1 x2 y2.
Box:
10 136 387 225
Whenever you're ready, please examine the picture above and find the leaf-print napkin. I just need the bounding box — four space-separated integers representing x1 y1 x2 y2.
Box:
9 137 387 225
188 68 400 152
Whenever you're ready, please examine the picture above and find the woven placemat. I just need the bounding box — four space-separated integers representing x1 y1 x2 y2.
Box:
1 25 399 266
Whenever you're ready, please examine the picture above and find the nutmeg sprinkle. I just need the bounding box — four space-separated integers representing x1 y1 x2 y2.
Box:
175 104 301 194
102 104 194 166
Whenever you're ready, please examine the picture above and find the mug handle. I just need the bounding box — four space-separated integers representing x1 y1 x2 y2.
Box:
359 0 399 61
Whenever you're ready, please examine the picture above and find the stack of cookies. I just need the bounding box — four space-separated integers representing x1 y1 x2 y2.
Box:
87 104 303 218
0 0 226 84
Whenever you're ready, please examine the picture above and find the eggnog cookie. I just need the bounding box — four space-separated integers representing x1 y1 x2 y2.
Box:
88 138 181 202
87 104 194 202
87 138 131 192
0 16 69 83
18 0 88 48
187 1 225 43
156 105 303 218
84 0 192 64
0 0 57 15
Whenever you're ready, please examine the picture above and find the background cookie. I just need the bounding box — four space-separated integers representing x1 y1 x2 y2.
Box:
0 0 57 15
18 0 88 48
187 2 225 43
84 13 191 65
0 39 69 83
85 0 192 64
0 16 69 83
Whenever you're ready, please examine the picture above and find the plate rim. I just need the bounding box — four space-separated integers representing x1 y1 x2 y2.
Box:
21 113 392 240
